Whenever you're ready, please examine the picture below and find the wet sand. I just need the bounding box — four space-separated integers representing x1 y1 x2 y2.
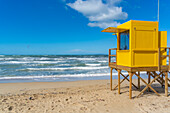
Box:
0 79 170 113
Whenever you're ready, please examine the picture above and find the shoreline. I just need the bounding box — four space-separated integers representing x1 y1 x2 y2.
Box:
0 79 170 113
0 72 149 83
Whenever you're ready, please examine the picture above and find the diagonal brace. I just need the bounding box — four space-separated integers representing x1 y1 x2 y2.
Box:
152 72 170 87
113 74 129 90
120 72 138 89
135 72 161 98
113 72 138 90
152 71 164 81
150 72 163 85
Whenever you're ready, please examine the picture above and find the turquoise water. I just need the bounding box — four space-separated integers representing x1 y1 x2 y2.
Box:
0 55 166 83
0 55 115 83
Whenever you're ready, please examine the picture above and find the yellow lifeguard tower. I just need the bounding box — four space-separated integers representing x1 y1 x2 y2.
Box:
102 20 169 99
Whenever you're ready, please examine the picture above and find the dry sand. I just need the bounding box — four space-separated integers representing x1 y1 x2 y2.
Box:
0 79 170 113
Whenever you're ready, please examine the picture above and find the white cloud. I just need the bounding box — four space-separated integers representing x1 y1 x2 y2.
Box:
67 0 128 28
88 21 120 29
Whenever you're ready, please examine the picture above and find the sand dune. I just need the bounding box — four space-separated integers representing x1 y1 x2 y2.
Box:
0 79 170 113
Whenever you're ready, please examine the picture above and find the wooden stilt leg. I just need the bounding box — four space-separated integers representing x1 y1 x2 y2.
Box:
118 70 121 94
162 74 164 88
153 71 156 82
129 72 133 99
148 72 150 92
165 72 168 97
138 71 140 90
110 68 113 91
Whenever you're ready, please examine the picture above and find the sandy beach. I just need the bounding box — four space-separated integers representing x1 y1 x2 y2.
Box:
0 79 170 113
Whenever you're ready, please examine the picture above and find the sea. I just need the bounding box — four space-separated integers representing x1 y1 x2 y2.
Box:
0 55 157 83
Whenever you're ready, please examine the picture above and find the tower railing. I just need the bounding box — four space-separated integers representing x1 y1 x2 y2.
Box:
109 48 117 65
158 47 170 71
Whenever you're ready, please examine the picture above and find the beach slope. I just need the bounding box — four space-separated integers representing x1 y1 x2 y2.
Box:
0 80 170 113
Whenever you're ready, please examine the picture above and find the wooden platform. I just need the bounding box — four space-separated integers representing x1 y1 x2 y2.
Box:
109 62 169 72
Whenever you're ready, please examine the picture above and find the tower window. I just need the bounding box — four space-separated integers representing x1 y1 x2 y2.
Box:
120 31 129 50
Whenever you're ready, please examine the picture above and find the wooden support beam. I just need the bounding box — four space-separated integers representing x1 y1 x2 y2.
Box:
148 72 151 92
110 68 113 91
165 72 168 97
112 72 138 90
129 72 133 99
151 72 164 85
117 33 120 50
118 69 121 94
150 73 163 85
168 78 170 83
151 72 170 87
135 73 160 98
112 74 129 90
109 49 111 64
138 71 140 90
161 73 164 88
120 73 138 89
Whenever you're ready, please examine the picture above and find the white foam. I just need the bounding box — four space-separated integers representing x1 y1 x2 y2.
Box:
0 61 64 64
86 64 101 66
19 66 109 71
98 61 107 63
67 57 96 61
0 71 147 80
0 57 65 61
32 61 64 64
0 73 109 80
0 58 14 60
0 61 29 64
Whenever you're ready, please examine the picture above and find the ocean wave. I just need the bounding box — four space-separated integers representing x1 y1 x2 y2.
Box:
0 73 110 80
19 66 109 71
0 55 114 82
0 57 108 63
85 64 101 66
0 72 147 80
0 57 65 61
0 58 14 60
67 57 97 61
0 61 64 64
98 61 107 63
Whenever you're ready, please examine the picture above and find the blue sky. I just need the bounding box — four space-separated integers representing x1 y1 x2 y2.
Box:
0 0 169 55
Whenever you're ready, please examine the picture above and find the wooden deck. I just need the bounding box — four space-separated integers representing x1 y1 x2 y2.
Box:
109 62 169 72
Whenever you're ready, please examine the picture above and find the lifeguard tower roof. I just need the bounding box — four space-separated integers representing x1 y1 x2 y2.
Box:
102 20 169 99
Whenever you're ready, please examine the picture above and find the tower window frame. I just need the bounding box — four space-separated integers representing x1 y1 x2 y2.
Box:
119 30 129 50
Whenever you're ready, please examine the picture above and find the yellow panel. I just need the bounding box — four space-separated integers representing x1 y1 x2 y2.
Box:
131 21 158 50
132 20 158 27
135 30 155 49
160 31 167 47
133 52 157 66
117 20 132 66
117 51 130 66
131 21 158 67
159 31 167 66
